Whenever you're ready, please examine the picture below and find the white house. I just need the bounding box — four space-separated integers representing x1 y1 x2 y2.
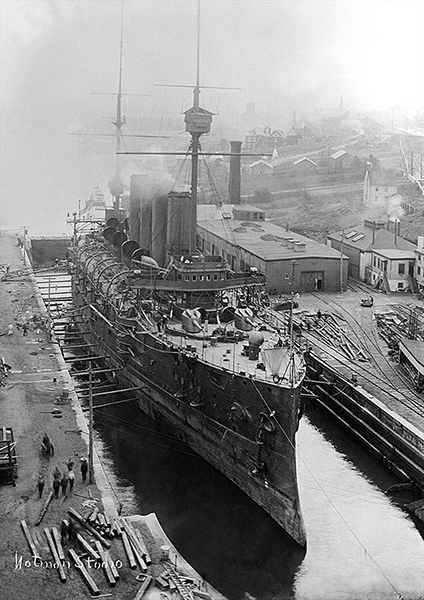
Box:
415 236 424 296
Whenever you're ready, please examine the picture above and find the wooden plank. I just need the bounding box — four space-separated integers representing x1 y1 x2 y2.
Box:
106 552 120 581
94 541 116 587
134 527 151 565
35 491 54 525
20 520 40 559
44 528 67 583
52 526 65 562
112 518 122 537
121 531 137 569
121 520 147 571
88 506 99 524
76 533 101 561
68 548 100 596
68 508 111 548
132 575 153 600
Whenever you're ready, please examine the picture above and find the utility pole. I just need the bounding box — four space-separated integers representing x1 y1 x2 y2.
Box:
47 277 51 341
340 229 344 292
23 226 28 266
290 260 296 343
88 361 94 484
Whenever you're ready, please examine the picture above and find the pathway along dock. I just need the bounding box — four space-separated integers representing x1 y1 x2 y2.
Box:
0 231 225 600
295 290 424 516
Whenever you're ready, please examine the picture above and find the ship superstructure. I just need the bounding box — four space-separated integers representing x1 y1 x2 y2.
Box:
69 1 307 548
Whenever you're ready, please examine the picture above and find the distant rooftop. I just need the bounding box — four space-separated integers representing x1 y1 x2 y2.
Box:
328 221 416 253
198 204 343 262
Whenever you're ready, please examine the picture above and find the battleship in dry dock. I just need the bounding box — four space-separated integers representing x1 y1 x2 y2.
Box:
68 14 306 548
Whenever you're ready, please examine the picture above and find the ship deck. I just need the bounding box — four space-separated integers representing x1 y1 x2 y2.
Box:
162 319 305 388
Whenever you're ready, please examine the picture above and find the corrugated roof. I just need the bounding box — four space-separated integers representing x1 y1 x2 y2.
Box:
198 204 343 262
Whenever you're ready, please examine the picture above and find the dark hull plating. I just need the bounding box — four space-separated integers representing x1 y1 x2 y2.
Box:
72 280 306 547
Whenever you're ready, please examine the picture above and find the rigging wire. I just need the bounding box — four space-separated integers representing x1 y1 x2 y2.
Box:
251 378 404 599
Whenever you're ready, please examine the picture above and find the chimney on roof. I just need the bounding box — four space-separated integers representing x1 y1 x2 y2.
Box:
387 215 390 231
394 219 398 246
228 141 242 205
372 221 376 244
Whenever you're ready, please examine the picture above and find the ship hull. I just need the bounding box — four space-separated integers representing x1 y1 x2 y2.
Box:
70 286 306 547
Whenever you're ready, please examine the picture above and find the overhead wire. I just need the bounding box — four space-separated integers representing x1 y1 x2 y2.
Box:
251 378 404 599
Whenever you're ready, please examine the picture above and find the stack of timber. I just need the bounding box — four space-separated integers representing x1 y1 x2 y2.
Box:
19 508 224 599
300 312 369 362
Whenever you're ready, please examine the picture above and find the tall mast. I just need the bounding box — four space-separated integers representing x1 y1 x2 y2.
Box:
184 0 213 255
109 0 126 217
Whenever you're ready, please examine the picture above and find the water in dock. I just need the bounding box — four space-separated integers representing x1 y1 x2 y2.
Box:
91 399 424 600
35 272 424 599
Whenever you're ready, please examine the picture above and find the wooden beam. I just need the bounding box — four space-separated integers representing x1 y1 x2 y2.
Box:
44 528 67 582
68 508 111 549
21 520 40 559
94 540 116 587
65 355 106 363
76 533 101 561
121 531 137 569
35 491 54 525
133 575 153 600
68 548 100 596
52 526 66 562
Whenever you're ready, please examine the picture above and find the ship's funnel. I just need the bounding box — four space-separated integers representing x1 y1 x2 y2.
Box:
129 175 143 243
229 141 242 205
152 194 168 267
167 191 191 256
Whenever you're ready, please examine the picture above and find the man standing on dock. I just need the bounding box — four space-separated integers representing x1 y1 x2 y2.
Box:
37 475 44 499
80 457 88 483
68 468 75 494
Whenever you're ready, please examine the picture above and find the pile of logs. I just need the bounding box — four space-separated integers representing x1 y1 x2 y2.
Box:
21 507 211 600
301 313 369 362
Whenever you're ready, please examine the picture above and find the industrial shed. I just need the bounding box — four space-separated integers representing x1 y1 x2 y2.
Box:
197 204 347 295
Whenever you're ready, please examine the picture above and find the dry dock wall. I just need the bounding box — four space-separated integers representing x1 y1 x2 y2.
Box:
306 354 424 491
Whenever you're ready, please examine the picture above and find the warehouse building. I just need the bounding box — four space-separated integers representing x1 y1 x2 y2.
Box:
197 204 347 295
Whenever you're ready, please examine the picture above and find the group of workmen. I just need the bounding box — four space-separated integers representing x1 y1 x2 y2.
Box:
37 456 89 499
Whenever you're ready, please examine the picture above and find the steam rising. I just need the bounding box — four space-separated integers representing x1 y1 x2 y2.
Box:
0 0 423 235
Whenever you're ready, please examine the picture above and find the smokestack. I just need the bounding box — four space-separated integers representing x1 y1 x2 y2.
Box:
397 220 401 237
229 141 242 205
372 221 375 244
387 215 390 231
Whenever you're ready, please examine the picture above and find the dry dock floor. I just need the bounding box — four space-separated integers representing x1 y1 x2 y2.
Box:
0 231 224 600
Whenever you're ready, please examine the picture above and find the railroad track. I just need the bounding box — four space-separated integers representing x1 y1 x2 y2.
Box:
308 292 424 421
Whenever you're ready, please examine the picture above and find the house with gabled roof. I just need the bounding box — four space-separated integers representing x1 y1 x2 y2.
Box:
328 220 416 291
363 168 400 207
293 157 317 175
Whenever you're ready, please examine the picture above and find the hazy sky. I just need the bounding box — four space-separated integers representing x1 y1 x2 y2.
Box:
1 0 423 235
